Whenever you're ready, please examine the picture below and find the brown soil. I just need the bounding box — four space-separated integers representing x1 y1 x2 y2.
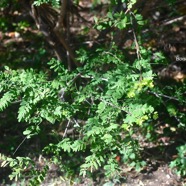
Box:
40 165 185 186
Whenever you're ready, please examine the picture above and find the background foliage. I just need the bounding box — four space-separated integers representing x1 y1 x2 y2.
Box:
0 0 186 185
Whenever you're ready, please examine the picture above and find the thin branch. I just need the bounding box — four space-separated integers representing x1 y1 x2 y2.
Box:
63 120 71 138
132 28 141 60
147 90 184 124
99 98 131 115
11 100 21 104
103 51 121 63
67 73 81 86
54 30 80 67
147 90 185 102
130 12 143 81
130 12 142 60
72 118 80 127
79 74 108 82
161 15 186 26
13 136 27 155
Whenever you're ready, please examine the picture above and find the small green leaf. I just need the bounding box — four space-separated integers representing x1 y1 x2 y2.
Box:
129 153 136 160
23 129 31 135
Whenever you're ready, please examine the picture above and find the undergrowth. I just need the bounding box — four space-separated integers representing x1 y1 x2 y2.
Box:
0 0 185 185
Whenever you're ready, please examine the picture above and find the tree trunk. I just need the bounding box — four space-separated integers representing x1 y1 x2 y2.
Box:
21 0 80 70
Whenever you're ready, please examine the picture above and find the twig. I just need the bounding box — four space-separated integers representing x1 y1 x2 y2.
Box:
132 28 141 60
72 118 80 127
63 120 71 138
13 136 27 155
147 91 184 124
130 12 142 60
99 98 131 115
54 30 79 67
11 100 21 104
103 51 121 63
147 90 185 102
161 15 186 26
130 12 143 81
67 73 81 86
58 73 81 101
79 74 108 82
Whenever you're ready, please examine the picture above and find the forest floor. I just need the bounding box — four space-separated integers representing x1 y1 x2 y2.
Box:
39 161 185 186
1 161 186 186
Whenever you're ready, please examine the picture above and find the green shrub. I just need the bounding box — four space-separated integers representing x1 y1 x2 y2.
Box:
170 145 186 177
0 0 186 184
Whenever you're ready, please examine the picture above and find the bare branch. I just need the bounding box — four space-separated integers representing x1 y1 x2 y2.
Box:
63 120 71 138
13 136 27 155
147 90 185 102
161 15 186 26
